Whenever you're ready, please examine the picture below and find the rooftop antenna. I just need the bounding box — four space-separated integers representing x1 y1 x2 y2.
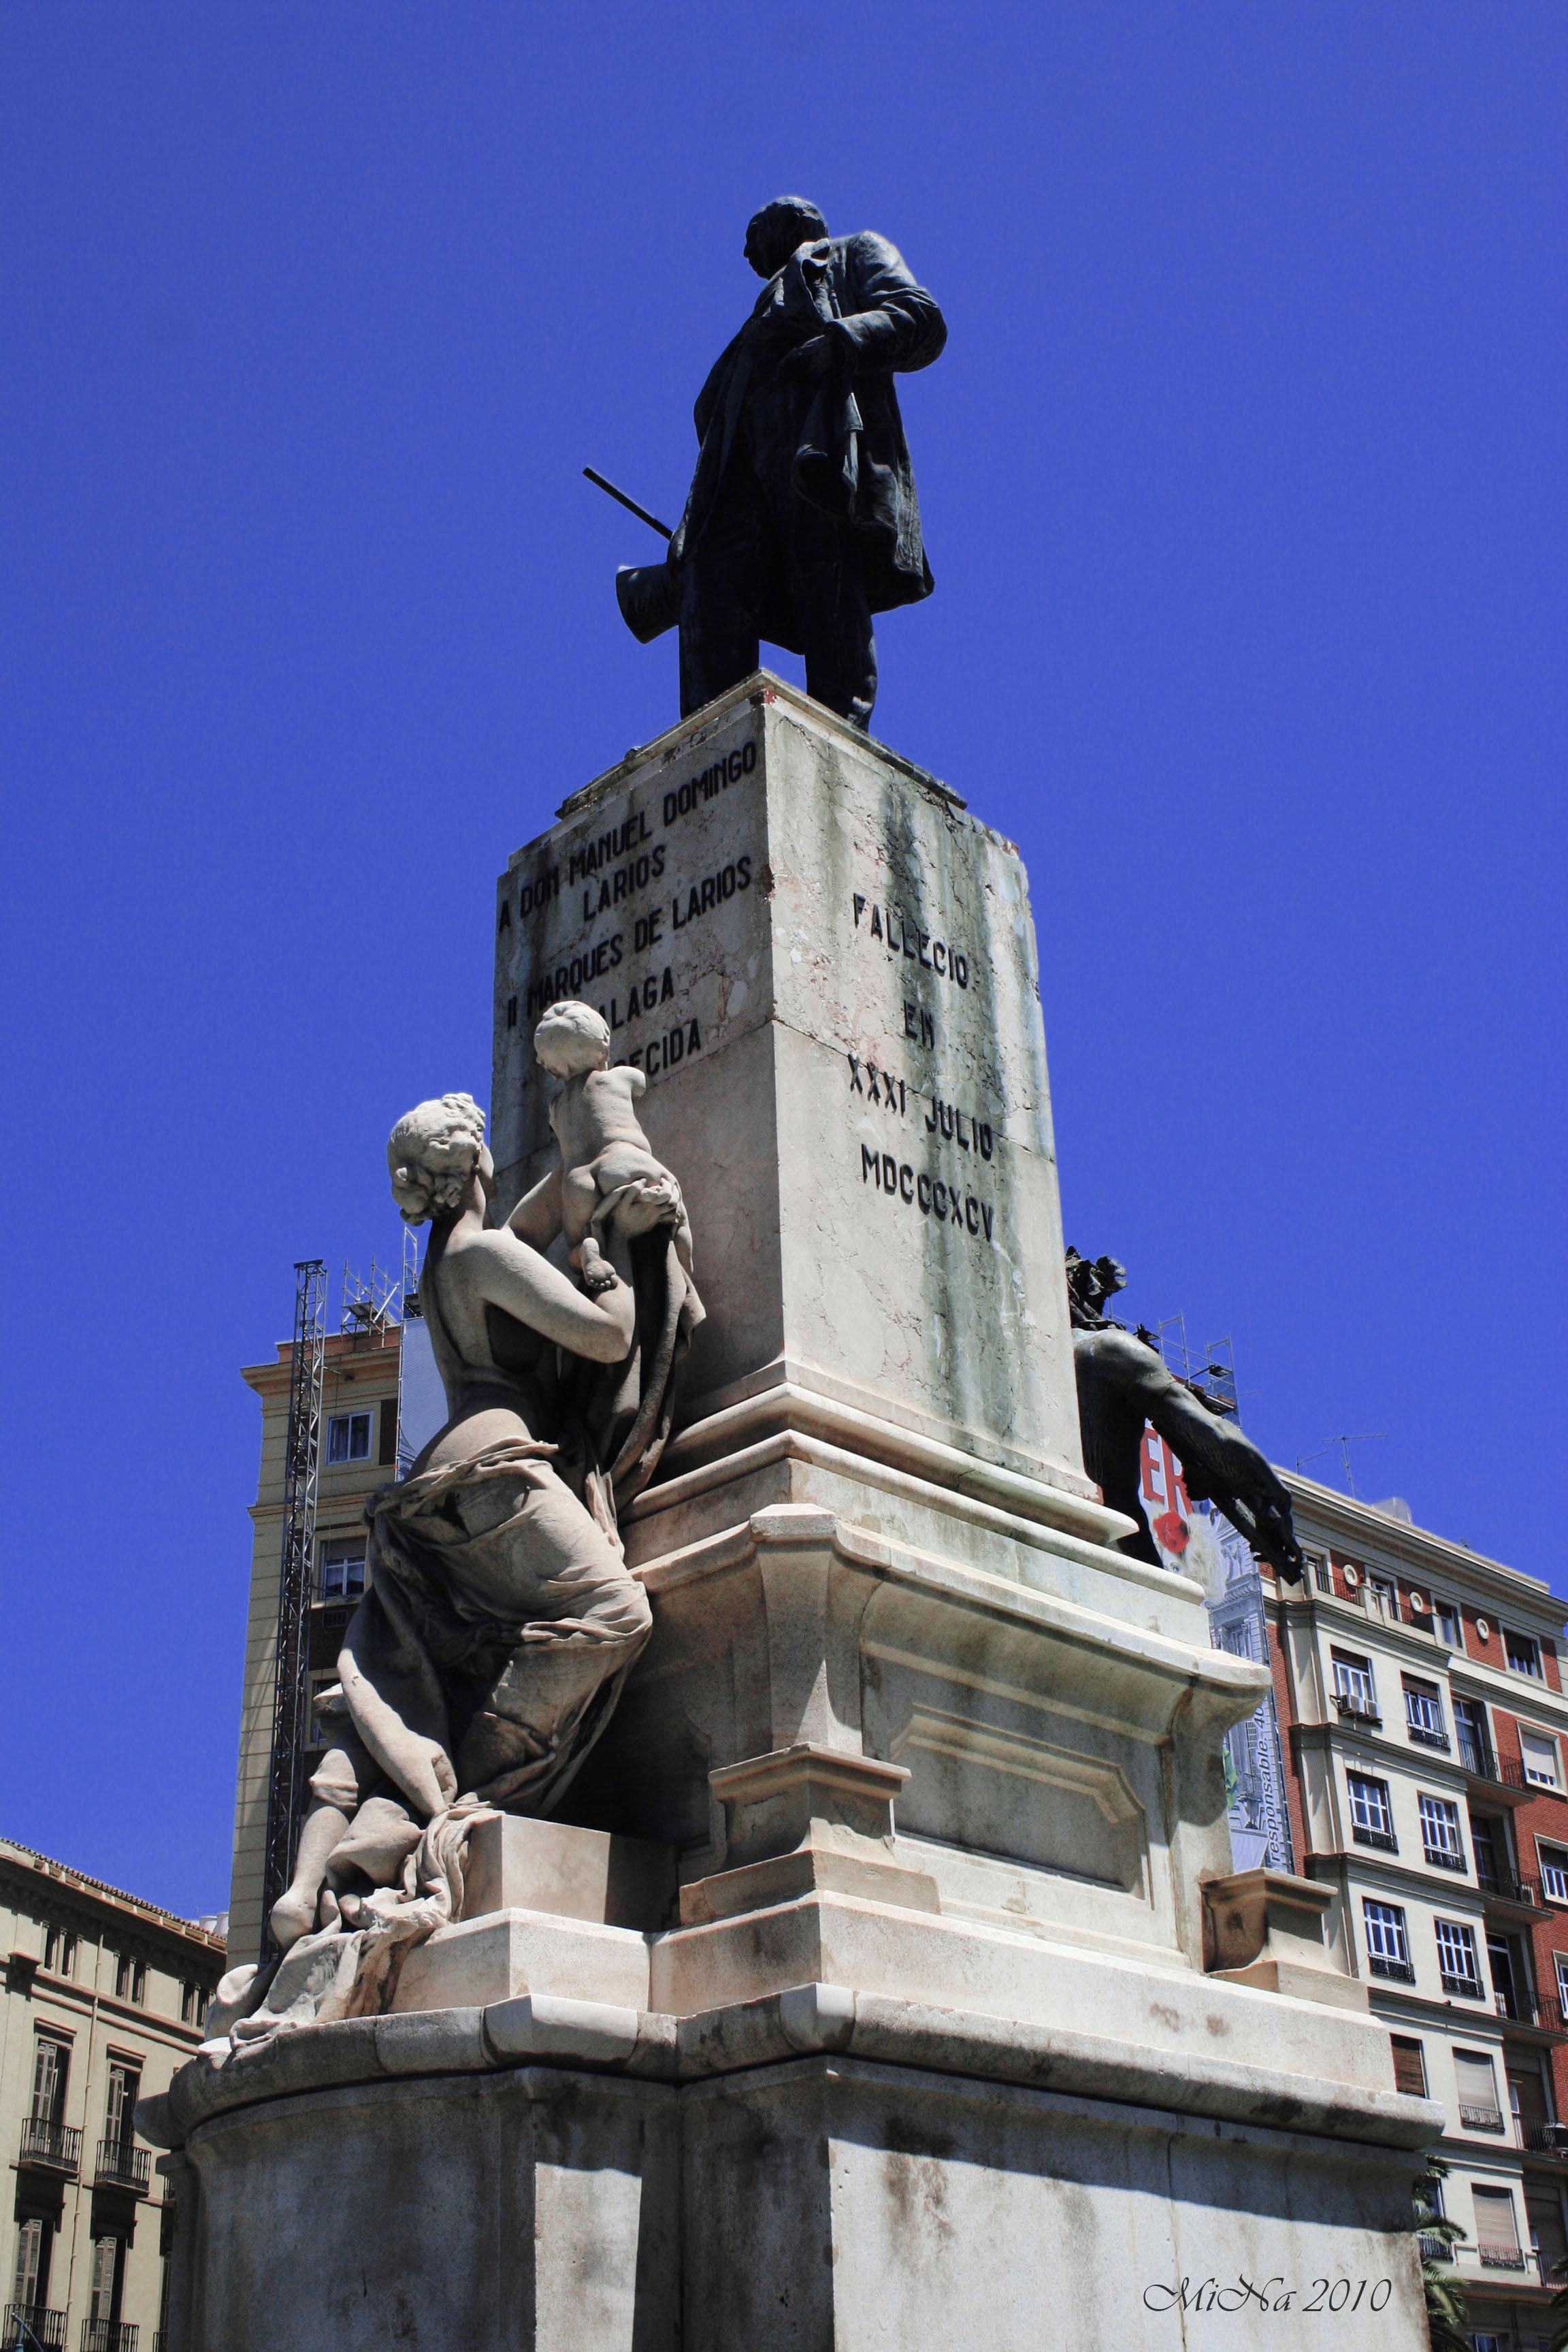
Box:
1295 1433 1386 1499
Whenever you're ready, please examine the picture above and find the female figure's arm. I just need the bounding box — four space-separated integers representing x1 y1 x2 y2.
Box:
454 1223 638 1361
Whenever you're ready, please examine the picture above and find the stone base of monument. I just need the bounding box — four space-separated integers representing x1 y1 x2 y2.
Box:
153 685 1439 2348
155 1816 1433 2349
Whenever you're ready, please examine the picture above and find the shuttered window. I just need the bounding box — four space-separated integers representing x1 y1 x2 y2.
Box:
1390 2036 1426 2097
29 2035 67 2125
1471 2187 1522 2264
12 2215 48 2310
105 2061 140 2149
1454 2051 1503 2129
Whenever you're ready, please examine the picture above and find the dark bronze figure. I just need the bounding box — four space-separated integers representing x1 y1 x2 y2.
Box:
1066 1250 1305 1585
612 197 947 730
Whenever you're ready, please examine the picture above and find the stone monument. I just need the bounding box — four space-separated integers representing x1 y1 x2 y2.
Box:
146 676 1439 2349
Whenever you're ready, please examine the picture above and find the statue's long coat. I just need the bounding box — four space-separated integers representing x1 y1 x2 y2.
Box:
670 232 947 652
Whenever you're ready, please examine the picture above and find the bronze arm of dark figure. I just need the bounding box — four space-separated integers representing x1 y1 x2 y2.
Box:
1067 1252 1305 1585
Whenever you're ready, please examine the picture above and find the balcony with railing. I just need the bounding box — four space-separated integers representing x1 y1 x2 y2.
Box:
1477 1863 1545 1911
17 2119 81 2175
1497 1989 1568 2036
1416 2233 1452 2264
1369 1953 1417 1983
1352 1826 1398 1852
1522 2120 1568 2157
1477 2244 1529 2271
1458 2103 1507 2133
80 2323 137 2352
93 2140 150 2194
1458 1736 1529 1792
3 2306 68 2350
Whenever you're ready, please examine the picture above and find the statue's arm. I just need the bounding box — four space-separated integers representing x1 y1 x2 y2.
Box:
463 1226 636 1363
504 1164 564 1250
830 232 947 374
1077 1330 1276 1502
1121 1341 1301 1575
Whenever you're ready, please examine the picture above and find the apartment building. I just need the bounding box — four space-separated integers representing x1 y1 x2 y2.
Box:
1 1839 225 2352
227 1318 404 1962
1267 1476 1568 2352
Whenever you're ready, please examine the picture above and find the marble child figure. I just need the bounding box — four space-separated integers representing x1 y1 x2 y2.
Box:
534 999 697 1305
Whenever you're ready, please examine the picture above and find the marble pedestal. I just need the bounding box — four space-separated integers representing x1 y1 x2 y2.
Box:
153 684 1439 2348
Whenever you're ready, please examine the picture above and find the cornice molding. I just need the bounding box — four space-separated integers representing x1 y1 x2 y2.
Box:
1281 1472 1558 1622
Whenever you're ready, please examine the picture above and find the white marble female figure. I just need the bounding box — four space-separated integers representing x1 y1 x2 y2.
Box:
268 1081 694 1955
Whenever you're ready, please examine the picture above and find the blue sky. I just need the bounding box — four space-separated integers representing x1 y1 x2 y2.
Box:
2 4 1563 1914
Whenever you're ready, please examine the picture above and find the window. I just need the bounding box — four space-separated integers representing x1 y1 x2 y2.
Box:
1363 1899 1413 1980
1435 1917 1484 1997
88 2233 125 2327
12 2213 51 2315
1520 1730 1561 1789
1556 1955 1568 2013
113 1953 146 2005
1347 1773 1396 1850
29 2034 67 2125
1332 1650 1378 1717
1506 1630 1544 1680
1434 1598 1462 1649
1390 2035 1427 2097
1539 1844 1568 1906
1454 1696 1491 1774
1471 2185 1524 2270
1470 1812 1504 1891
104 2062 140 2151
1453 2050 1504 2132
1420 1793 1465 1869
1309 1556 1331 1595
1403 1678 1448 1749
1367 1573 1398 1620
41 1925 76 1978
318 1537 366 1603
181 1980 199 2025
327 1411 372 1465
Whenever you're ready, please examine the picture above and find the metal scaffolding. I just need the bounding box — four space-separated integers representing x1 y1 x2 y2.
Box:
258 1258 327 1957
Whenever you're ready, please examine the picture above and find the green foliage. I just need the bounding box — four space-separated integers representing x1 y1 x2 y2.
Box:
1412 2157 1470 2352
1545 2249 1568 2352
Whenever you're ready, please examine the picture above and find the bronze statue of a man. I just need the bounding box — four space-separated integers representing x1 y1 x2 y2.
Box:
617 197 947 731
1066 1250 1306 1586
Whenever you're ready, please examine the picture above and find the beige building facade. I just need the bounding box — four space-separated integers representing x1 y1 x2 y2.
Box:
227 1322 402 1962
1 1839 225 2351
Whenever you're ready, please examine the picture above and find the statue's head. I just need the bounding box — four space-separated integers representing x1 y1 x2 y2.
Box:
387 1092 489 1224
534 999 612 1079
744 196 828 280
1064 1247 1128 1328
